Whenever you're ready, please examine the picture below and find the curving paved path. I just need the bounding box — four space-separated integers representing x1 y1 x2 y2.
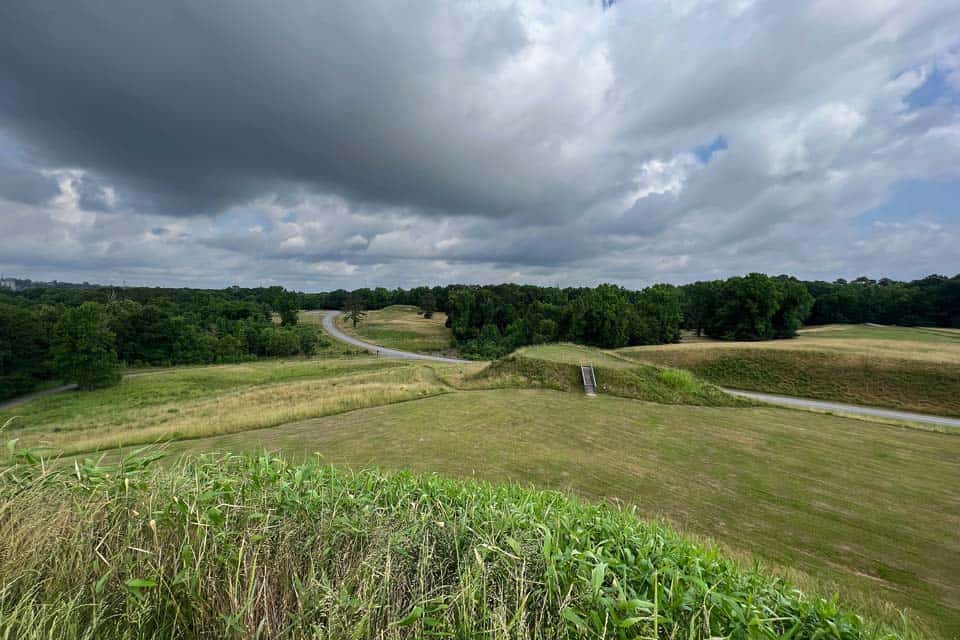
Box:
721 388 960 428
321 312 958 427
321 310 469 364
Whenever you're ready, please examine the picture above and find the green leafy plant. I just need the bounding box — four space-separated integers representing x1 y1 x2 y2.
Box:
0 453 920 639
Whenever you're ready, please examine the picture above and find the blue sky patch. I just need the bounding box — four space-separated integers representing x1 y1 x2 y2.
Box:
858 179 960 229
906 67 958 109
694 136 727 164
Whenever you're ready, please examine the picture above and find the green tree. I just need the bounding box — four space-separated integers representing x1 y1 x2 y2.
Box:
273 292 299 326
0 303 54 400
214 334 245 363
296 326 326 355
706 273 782 340
419 292 436 319
680 281 719 337
582 284 631 348
632 284 683 344
52 302 122 390
771 277 814 338
263 328 302 356
344 295 367 328
446 288 478 340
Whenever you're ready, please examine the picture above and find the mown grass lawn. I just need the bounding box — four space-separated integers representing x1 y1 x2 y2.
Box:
798 323 960 344
163 388 960 637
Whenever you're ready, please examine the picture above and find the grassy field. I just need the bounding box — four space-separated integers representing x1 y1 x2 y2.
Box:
4 343 959 635
0 357 473 456
798 324 960 344
0 350 741 458
156 389 960 636
328 305 457 355
614 325 960 416
0 456 904 639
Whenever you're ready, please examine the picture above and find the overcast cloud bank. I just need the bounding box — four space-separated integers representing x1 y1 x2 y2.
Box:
1 0 958 289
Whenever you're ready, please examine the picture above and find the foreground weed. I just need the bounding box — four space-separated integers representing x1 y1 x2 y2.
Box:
0 451 921 639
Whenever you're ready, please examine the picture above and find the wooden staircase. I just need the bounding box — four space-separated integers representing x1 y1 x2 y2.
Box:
580 363 597 396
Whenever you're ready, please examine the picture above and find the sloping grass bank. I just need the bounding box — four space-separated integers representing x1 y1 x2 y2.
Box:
0 358 450 457
0 454 914 639
164 389 960 635
621 348 960 416
472 351 749 407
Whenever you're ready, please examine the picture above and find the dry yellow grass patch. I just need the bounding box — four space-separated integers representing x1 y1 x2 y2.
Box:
624 334 960 364
24 366 449 456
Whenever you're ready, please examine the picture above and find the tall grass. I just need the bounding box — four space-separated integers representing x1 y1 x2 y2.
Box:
654 367 701 394
0 452 916 639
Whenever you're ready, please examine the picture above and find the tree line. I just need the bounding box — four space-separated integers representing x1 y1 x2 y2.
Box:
305 274 959 358
0 286 324 400
2 273 957 399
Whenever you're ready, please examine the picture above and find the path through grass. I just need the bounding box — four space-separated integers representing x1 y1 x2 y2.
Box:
324 305 457 355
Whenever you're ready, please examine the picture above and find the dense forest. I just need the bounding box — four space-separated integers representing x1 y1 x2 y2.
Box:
1 273 957 399
305 274 959 358
0 286 325 400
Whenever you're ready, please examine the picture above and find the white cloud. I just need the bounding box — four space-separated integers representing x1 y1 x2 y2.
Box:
0 0 958 287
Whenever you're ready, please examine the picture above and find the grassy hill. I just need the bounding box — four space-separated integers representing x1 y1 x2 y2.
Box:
473 349 748 407
161 387 959 635
615 325 960 416
2 347 958 635
0 454 921 639
0 357 466 456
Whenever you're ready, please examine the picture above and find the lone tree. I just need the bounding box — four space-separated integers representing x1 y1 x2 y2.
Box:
343 295 367 328
273 291 299 326
52 301 122 390
419 292 436 319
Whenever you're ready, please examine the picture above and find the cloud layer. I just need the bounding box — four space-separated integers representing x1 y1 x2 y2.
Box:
1 0 958 289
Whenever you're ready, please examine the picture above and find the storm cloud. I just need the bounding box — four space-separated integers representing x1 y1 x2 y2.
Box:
1 0 959 289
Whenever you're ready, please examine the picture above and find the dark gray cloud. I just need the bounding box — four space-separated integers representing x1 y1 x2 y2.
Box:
0 1 959 288
0 144 59 205
0 1 599 218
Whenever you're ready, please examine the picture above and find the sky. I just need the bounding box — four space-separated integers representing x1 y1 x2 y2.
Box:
1 0 959 291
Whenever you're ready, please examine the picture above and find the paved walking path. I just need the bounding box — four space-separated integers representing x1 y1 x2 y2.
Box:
321 310 469 364
721 388 960 428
